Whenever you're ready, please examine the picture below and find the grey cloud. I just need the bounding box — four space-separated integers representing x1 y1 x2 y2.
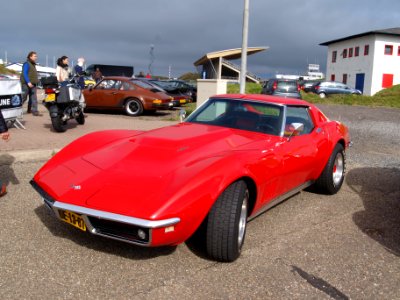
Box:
1 0 399 77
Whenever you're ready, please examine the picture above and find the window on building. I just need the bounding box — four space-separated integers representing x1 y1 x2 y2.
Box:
331 74 335 81
342 74 347 84
332 51 337 63
382 74 394 88
355 46 359 56
384 45 393 55
349 48 353 57
343 49 348 58
364 45 369 55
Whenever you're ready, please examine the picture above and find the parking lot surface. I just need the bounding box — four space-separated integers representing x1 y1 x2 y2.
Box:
0 104 399 299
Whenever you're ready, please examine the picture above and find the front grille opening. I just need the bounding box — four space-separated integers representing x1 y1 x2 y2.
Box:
88 217 150 244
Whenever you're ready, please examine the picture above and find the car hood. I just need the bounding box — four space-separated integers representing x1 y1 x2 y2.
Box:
36 123 274 218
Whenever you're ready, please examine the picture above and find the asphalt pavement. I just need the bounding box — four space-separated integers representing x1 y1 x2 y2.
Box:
0 103 399 299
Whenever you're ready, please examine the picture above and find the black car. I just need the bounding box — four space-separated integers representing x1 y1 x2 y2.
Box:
310 81 362 98
261 79 302 99
151 80 197 102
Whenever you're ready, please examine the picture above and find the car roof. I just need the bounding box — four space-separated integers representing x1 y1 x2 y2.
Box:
212 94 311 106
101 76 133 81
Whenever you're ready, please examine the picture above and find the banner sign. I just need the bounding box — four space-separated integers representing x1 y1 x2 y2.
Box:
0 94 22 109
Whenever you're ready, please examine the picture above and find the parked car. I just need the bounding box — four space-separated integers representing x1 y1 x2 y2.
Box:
30 94 350 262
299 80 319 92
83 77 174 116
261 79 302 99
150 79 197 102
310 81 362 98
135 78 186 107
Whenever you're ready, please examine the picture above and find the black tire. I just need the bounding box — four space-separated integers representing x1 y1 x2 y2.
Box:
76 111 85 125
206 180 249 262
51 116 67 132
125 98 143 116
315 143 345 194
319 92 326 98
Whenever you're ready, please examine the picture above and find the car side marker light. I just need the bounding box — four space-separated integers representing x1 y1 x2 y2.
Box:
165 226 175 233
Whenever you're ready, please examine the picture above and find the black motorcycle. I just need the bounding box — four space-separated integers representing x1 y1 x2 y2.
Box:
42 75 86 132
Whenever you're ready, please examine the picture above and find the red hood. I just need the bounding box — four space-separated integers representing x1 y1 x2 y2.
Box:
36 123 275 219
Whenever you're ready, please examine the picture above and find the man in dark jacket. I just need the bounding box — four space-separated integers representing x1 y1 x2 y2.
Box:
20 51 41 116
0 109 10 197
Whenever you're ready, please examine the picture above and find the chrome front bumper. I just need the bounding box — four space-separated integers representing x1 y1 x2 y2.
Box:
30 180 180 246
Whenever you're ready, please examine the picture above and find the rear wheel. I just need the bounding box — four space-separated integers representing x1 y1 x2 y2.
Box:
205 180 249 262
315 143 345 194
319 92 326 98
76 111 85 125
125 98 143 116
51 116 67 132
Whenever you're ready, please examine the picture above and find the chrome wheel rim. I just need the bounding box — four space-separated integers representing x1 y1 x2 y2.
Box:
238 191 249 248
332 152 344 186
127 101 139 114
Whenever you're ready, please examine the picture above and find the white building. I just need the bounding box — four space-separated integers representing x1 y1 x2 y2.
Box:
320 27 400 96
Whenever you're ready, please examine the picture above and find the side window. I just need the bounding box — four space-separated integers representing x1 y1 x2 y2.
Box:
114 81 122 90
195 101 227 122
285 106 314 136
121 82 132 90
96 79 116 90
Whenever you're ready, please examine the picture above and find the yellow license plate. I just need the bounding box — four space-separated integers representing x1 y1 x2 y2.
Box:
58 210 86 231
45 94 56 102
179 99 186 104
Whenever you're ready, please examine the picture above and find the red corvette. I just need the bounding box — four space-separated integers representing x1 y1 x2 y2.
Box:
31 94 350 262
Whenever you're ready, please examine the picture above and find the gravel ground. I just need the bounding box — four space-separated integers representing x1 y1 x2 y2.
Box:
0 104 399 299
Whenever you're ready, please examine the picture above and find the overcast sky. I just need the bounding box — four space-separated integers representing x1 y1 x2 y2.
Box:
2 0 399 78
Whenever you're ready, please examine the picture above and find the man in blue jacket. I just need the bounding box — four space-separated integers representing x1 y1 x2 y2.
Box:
0 109 10 197
20 51 41 116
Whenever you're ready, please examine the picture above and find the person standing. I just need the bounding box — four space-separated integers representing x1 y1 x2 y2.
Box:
92 68 103 83
74 57 86 89
0 109 10 197
56 56 70 86
20 51 41 116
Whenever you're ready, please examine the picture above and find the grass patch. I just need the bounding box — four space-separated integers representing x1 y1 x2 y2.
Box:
225 82 400 109
302 85 400 108
227 82 262 94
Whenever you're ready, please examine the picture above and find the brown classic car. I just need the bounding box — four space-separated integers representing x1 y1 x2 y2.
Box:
83 77 174 116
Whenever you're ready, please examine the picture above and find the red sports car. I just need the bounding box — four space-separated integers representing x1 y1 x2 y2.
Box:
31 94 350 262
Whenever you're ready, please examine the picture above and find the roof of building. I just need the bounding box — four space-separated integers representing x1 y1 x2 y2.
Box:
194 47 268 66
320 27 400 46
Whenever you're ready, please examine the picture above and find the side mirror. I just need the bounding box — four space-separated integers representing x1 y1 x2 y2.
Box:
179 109 186 122
284 122 304 139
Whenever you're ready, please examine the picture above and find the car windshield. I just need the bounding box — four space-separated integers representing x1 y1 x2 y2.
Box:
276 81 298 92
186 98 284 136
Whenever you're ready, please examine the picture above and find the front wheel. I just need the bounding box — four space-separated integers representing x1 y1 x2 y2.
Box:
125 98 143 116
315 143 345 194
205 180 249 262
51 116 67 132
